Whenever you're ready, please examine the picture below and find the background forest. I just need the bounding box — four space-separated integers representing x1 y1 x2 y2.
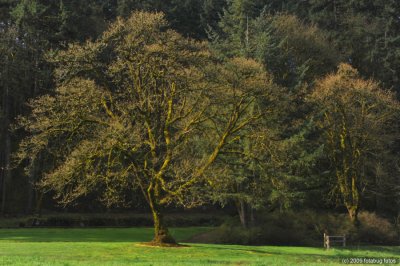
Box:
0 0 399 245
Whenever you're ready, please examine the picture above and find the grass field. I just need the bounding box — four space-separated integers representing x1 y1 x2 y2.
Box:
0 228 398 265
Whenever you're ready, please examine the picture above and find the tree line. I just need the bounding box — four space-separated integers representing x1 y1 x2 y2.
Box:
0 0 399 245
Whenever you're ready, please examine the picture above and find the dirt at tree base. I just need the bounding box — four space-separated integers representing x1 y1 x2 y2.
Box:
136 242 190 248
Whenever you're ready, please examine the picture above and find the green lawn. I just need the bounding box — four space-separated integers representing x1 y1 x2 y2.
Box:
0 228 398 265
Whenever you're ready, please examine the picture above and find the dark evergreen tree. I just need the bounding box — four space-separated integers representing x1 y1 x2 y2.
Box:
261 0 400 93
0 26 34 214
0 0 16 23
0 0 110 214
113 0 226 39
210 0 340 220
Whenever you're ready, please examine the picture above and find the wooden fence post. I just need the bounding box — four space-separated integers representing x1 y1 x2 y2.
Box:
324 234 346 249
324 233 330 249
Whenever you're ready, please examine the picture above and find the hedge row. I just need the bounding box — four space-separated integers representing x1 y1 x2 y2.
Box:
0 213 226 228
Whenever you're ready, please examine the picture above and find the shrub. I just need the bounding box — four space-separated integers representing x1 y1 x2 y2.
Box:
206 210 398 246
355 212 398 245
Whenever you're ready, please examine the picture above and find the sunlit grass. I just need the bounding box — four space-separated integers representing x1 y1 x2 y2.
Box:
0 228 398 265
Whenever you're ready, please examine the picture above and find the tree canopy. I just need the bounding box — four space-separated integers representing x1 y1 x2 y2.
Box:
311 63 400 223
0 0 399 242
16 11 275 244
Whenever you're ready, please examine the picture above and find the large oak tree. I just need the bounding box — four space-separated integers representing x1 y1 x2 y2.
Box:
16 11 268 244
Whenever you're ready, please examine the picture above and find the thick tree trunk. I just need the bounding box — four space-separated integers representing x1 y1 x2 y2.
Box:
147 182 176 245
150 205 176 244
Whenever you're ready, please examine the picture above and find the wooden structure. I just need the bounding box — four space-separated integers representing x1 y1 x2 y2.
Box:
323 233 346 249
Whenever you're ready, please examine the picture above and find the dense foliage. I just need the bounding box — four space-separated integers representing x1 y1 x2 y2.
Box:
0 0 399 244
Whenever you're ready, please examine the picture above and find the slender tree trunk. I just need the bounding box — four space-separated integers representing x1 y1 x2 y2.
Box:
333 0 337 26
0 153 4 215
250 207 255 227
348 174 360 225
347 205 359 225
35 192 44 217
1 128 10 214
147 181 176 245
337 169 360 225
235 199 248 229
343 194 360 225
26 190 33 214
26 154 41 214
26 55 40 215
0 54 10 216
26 165 35 214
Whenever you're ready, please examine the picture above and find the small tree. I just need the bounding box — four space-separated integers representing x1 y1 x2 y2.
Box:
16 12 265 245
311 63 400 224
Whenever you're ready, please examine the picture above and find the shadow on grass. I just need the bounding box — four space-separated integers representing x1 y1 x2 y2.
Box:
340 246 400 257
0 227 211 243
197 244 400 258
0 228 398 258
0 228 156 243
